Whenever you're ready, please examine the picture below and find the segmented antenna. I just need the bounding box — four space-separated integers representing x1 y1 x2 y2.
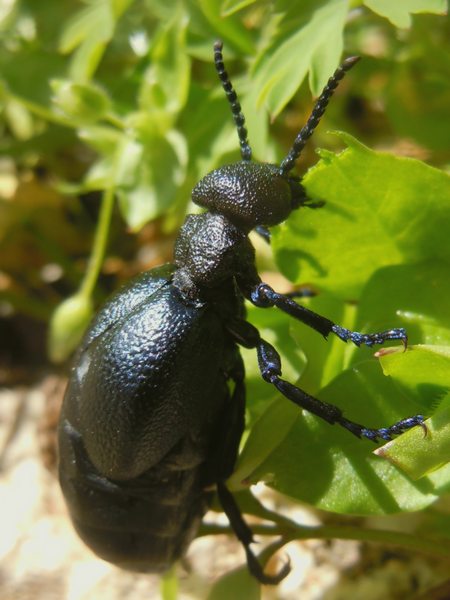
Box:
214 40 252 161
279 56 360 175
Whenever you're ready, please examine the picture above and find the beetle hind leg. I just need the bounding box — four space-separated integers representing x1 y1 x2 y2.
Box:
227 318 424 443
256 336 425 442
217 481 290 585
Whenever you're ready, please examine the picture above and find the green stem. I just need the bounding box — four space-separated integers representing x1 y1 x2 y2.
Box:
7 92 75 128
79 184 115 298
4 89 119 301
7 90 125 131
199 522 450 560
105 112 126 130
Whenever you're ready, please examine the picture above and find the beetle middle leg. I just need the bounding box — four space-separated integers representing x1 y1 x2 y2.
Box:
227 319 424 443
249 282 408 349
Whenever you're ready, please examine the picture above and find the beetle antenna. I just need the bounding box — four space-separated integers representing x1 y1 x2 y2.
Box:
214 40 252 161
279 56 360 175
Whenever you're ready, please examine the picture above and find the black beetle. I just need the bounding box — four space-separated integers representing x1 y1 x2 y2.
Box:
58 41 424 584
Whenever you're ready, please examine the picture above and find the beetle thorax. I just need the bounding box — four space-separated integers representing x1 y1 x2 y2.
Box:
172 212 251 297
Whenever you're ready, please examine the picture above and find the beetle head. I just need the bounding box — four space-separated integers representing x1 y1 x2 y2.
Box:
205 41 359 231
192 162 304 230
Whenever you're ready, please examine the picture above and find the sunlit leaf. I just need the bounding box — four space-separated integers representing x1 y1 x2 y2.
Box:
240 358 447 514
251 0 348 115
59 0 134 80
364 0 447 28
375 347 450 479
272 133 450 299
207 562 261 600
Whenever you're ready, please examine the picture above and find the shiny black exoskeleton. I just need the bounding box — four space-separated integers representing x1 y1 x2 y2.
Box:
58 42 424 584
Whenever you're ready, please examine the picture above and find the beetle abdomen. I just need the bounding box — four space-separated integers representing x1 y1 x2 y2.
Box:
59 419 211 572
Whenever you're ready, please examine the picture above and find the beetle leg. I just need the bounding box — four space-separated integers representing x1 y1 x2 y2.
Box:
227 320 424 442
249 282 408 349
256 336 425 443
203 352 247 485
217 481 291 585
284 287 316 299
204 345 290 583
254 225 271 243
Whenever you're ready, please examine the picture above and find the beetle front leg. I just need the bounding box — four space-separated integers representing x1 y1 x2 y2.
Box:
249 282 407 349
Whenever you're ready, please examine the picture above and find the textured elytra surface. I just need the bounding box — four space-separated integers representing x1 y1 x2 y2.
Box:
57 263 246 573
62 275 227 480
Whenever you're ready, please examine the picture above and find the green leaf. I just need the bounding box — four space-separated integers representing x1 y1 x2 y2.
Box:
78 124 123 155
376 394 450 481
207 565 261 600
139 13 190 117
230 398 298 490
59 0 133 80
272 133 450 299
251 0 348 116
380 344 450 396
51 79 111 123
240 358 446 515
354 263 450 353
4 98 35 140
221 0 258 17
386 49 450 152
363 0 447 28
116 130 188 230
198 0 255 54
375 347 450 480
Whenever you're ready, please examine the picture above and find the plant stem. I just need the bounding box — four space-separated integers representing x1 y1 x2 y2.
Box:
7 92 75 128
199 521 450 559
79 184 115 299
7 90 125 131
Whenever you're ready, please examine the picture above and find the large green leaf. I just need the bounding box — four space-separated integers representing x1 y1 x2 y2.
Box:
354 262 450 352
234 262 450 514
250 0 348 116
272 133 450 299
235 357 449 515
363 0 447 28
375 347 450 480
59 0 134 80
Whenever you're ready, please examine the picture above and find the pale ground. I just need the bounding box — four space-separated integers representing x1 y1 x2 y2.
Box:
0 380 448 600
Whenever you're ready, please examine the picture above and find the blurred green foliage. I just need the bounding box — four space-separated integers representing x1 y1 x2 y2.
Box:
0 2 448 327
1 0 450 592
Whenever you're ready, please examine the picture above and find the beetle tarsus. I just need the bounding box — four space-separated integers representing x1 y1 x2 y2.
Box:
331 325 408 348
